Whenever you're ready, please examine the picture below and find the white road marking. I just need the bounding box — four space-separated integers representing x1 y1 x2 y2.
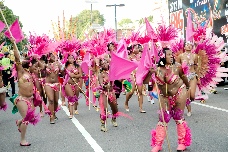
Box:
192 102 228 113
58 100 104 152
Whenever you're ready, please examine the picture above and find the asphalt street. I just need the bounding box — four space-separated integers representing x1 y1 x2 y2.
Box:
1 84 228 152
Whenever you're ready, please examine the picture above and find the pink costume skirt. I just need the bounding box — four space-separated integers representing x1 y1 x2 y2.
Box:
44 83 60 92
15 95 40 125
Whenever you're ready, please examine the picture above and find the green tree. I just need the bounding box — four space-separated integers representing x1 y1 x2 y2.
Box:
72 10 105 39
0 2 28 52
118 18 133 29
138 15 153 25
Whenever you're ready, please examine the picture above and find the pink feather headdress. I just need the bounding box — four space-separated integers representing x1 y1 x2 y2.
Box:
136 35 151 45
154 20 179 60
156 22 179 48
81 28 116 57
124 31 141 46
27 33 53 57
193 24 207 42
57 40 81 64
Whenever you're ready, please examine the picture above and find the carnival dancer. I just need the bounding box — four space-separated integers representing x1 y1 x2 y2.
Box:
150 47 191 152
76 49 84 95
124 44 146 113
176 41 199 117
86 57 100 109
30 55 47 117
0 52 7 111
138 43 148 96
62 52 82 118
107 42 122 99
78 49 91 107
10 38 40 146
44 52 62 124
39 55 47 106
98 57 118 132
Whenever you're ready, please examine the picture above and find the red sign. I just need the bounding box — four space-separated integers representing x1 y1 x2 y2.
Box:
170 9 184 30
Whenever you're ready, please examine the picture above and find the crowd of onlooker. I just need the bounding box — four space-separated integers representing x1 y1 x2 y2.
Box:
0 46 19 97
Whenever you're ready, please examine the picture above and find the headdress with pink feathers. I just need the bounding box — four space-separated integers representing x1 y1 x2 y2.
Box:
193 23 208 42
124 31 141 46
81 28 116 57
27 33 53 58
155 21 179 59
57 40 81 64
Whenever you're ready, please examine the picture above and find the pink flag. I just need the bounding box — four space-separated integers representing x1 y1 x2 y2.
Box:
149 41 159 62
186 10 194 42
145 18 157 39
4 19 24 43
116 39 128 58
116 39 126 53
0 20 5 33
136 43 153 85
109 52 138 81
81 52 91 75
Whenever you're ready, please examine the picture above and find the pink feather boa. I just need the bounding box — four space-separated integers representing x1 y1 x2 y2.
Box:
33 88 43 107
23 108 41 126
183 121 192 146
151 129 156 147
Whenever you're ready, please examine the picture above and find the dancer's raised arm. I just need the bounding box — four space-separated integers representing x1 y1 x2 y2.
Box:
10 38 24 75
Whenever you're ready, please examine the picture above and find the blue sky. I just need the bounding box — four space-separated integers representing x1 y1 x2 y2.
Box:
4 0 166 37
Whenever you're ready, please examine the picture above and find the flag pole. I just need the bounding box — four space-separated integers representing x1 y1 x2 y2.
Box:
88 53 91 111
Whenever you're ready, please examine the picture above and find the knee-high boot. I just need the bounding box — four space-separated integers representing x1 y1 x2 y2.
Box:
151 124 167 152
176 120 192 151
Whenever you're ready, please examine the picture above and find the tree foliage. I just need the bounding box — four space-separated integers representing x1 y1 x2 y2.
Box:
138 15 153 25
0 2 28 52
72 10 105 39
118 18 133 28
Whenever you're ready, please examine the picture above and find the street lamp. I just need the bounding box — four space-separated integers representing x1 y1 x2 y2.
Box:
106 4 125 41
85 0 98 26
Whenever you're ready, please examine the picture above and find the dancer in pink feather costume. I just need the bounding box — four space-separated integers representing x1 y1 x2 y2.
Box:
62 52 82 118
98 57 119 132
150 48 192 152
124 44 146 113
177 41 199 117
10 38 41 146
44 53 62 124
85 56 99 109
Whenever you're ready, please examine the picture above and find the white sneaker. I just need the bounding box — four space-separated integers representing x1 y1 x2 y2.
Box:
151 99 155 104
187 112 192 117
224 88 228 90
147 96 151 102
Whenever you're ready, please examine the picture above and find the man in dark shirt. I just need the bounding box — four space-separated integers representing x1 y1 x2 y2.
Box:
1 52 15 97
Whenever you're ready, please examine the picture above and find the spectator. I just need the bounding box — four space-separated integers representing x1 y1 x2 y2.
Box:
1 52 15 97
